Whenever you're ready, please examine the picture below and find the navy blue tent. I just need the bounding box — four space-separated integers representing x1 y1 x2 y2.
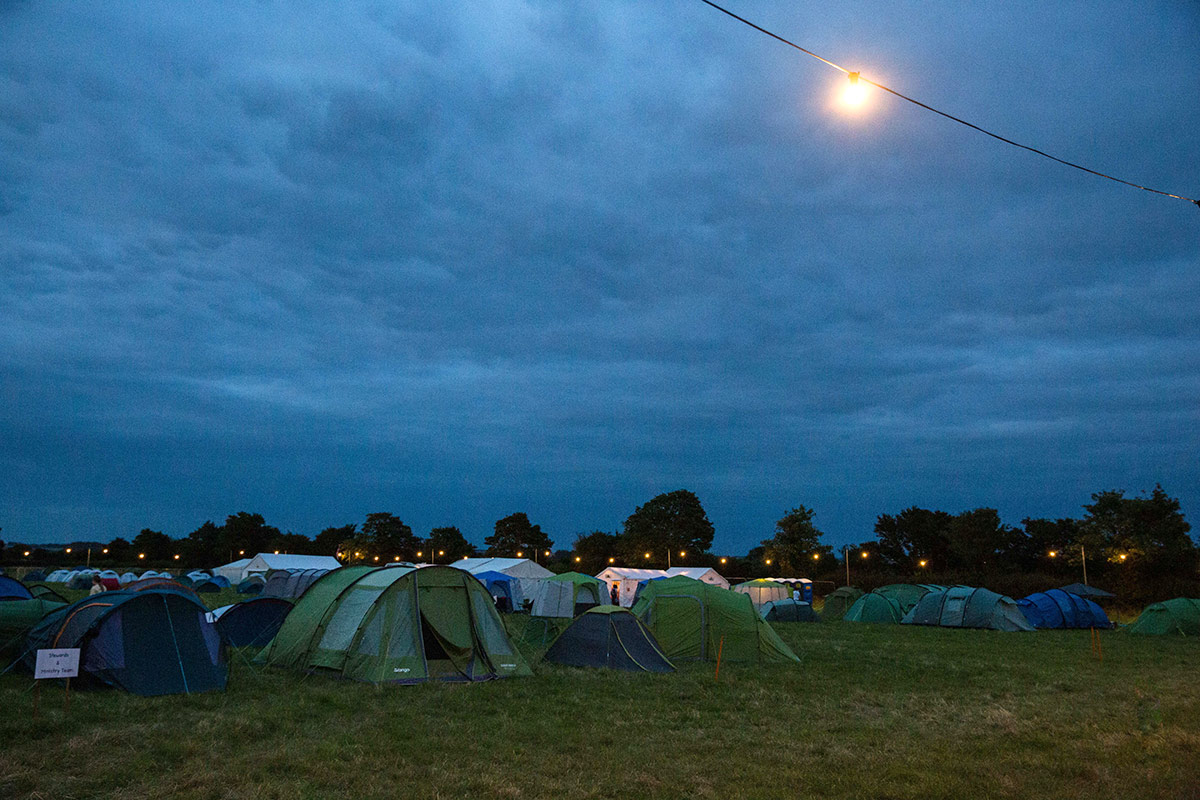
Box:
211 597 293 648
23 589 227 696
193 578 222 593
24 571 46 583
1018 589 1113 629
474 570 520 612
0 575 33 601
210 575 232 589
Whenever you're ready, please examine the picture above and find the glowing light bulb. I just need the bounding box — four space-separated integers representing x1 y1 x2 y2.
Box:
841 71 869 109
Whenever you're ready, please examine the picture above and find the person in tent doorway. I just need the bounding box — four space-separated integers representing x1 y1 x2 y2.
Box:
90 574 107 596
792 586 801 603
610 583 620 607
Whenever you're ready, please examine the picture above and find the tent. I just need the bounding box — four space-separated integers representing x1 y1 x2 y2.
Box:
596 568 670 607
262 568 330 599
543 607 675 672
213 557 253 583
0 598 66 658
761 599 820 623
454 558 555 611
1059 583 1116 599
733 579 791 610
1125 598 1200 636
29 584 68 603
843 592 906 624
23 571 46 583
1018 589 1113 629
873 584 945 614
821 587 864 621
663 567 730 589
901 587 1034 632
237 575 267 595
194 578 222 593
46 570 72 583
23 589 228 696
66 571 98 590
631 576 799 664
0 575 33 601
532 572 607 617
209 597 294 648
259 565 532 684
243 553 342 576
210 575 231 589
120 572 139 584
123 577 202 601
473 570 523 612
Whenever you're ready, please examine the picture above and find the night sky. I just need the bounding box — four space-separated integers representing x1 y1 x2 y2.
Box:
2 1 1197 553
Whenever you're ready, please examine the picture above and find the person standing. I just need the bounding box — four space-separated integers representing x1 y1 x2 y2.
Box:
89 574 107 596
610 583 620 607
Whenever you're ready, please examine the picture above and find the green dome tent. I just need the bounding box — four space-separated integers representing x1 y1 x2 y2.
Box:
873 584 945 614
733 579 791 610
901 586 1033 632
543 606 674 673
821 587 864 621
258 565 532 684
844 592 906 624
630 576 798 664
1126 598 1200 636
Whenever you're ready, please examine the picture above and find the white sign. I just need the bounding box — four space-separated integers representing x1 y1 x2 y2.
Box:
35 648 80 680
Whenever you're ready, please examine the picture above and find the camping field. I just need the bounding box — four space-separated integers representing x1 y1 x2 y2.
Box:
1 593 1197 800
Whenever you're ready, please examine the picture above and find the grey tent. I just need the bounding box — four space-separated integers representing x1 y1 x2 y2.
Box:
760 599 820 622
543 607 674 672
902 586 1034 631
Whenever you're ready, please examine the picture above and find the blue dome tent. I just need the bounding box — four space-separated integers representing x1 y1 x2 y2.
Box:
23 589 227 696
1018 589 1113 629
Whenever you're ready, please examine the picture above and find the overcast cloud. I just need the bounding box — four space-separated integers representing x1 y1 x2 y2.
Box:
2 1 1197 552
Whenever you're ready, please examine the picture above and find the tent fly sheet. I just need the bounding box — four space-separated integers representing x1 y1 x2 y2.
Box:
902 587 1034 632
631 576 798 664
259 565 531 684
543 606 674 672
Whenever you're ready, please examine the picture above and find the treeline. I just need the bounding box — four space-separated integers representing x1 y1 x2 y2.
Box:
2 486 1195 605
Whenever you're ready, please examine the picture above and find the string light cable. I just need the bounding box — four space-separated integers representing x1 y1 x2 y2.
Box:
698 0 1199 209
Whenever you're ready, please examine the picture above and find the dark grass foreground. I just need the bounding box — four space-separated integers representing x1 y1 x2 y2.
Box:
2 610 1197 799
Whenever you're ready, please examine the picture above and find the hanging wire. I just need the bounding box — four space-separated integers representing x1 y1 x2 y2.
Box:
698 0 1200 208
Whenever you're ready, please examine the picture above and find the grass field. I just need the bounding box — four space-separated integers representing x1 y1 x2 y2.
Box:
1 590 1197 800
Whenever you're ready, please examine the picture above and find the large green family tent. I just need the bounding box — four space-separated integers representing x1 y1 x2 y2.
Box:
1125 598 1200 636
902 587 1034 631
258 565 532 684
543 606 674 673
532 572 607 617
630 576 799 664
760 599 819 623
733 579 791 610
821 587 863 620
0 598 67 659
22 589 227 696
844 592 905 624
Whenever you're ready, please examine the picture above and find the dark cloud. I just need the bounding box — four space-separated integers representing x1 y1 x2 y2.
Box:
1 1 1197 551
